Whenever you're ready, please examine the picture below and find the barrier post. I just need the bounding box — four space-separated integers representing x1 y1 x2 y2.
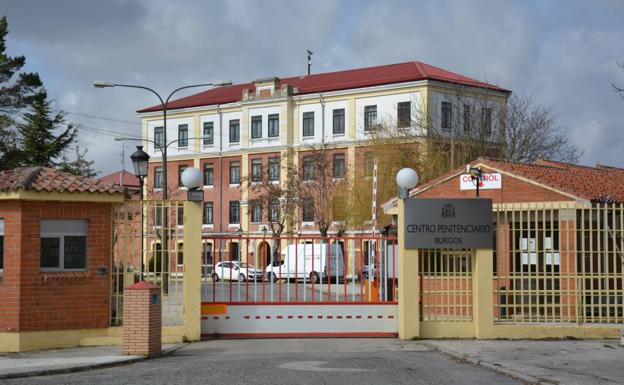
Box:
183 200 203 341
398 198 420 339
473 248 494 338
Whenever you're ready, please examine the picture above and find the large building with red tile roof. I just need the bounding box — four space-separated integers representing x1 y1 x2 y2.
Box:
137 60 510 268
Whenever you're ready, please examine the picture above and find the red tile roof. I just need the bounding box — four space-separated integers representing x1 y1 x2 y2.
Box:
98 170 141 188
0 167 125 195
138 61 510 113
405 158 624 204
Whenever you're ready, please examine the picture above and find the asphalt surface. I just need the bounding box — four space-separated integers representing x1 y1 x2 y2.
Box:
1 339 521 385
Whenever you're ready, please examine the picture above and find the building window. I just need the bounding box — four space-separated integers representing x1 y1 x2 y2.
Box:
303 156 314 181
178 165 188 187
203 164 214 186
364 153 374 177
482 107 492 136
154 126 164 148
177 206 184 226
441 101 452 130
268 157 280 182
251 200 262 223
397 101 411 128
332 108 345 135
229 201 240 224
463 104 471 133
203 122 214 146
203 202 213 225
177 242 184 266
40 220 87 271
268 114 279 137
333 153 345 179
155 204 163 227
230 161 240 185
269 200 279 222
154 167 163 189
229 119 240 143
251 159 263 182
230 241 240 261
302 111 314 137
251 115 262 139
178 124 188 147
0 219 4 271
364 105 377 131
302 197 314 222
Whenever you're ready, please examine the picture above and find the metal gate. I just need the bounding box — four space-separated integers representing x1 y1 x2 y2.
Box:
200 235 398 338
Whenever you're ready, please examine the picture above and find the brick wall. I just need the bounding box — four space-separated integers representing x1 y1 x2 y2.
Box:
0 200 113 332
122 282 161 356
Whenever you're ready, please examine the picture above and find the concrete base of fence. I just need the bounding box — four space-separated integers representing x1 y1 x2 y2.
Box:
0 326 189 353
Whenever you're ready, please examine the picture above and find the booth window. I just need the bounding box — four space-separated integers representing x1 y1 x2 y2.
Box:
40 219 87 271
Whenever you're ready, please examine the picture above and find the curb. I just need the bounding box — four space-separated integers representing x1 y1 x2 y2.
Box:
422 342 558 385
0 343 186 380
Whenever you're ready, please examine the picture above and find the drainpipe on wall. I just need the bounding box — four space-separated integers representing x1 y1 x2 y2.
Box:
320 93 325 145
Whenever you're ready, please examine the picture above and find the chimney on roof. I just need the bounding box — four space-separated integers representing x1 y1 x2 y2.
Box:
253 77 280 99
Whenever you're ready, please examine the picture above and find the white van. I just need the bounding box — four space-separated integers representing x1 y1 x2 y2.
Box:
265 242 345 283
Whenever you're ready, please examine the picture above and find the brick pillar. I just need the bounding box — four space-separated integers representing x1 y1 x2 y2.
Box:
123 281 161 356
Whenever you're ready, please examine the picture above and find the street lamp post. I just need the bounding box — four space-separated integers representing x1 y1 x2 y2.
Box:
95 79 231 294
130 146 150 275
94 79 232 200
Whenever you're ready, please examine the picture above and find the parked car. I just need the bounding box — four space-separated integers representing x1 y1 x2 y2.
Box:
265 243 345 283
211 261 263 282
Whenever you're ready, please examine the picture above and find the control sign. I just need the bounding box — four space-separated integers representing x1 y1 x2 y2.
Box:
404 198 493 249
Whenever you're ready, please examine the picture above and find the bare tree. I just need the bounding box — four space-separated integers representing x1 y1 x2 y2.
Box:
298 143 348 239
612 61 624 99
501 95 582 163
244 151 300 238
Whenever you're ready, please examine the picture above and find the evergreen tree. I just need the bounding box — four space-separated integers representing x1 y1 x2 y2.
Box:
17 92 76 167
0 16 43 115
0 15 44 170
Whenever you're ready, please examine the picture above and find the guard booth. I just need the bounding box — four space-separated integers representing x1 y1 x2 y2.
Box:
386 158 624 340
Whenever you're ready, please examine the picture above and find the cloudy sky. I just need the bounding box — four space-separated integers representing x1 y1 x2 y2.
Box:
2 0 624 175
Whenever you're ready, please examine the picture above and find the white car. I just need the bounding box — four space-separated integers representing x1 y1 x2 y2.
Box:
211 261 263 282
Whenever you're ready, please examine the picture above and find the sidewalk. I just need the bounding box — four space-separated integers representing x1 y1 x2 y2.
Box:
0 344 183 380
425 339 624 385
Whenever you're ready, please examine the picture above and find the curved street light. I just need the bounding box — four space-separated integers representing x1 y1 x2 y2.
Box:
94 80 232 200
98 80 232 293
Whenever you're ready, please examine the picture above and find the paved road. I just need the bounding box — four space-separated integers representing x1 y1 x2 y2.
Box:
2 339 521 385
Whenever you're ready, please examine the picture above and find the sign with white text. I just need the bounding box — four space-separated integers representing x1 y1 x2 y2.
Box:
404 198 493 249
459 173 502 190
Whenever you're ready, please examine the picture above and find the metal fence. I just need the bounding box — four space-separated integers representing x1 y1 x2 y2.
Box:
493 203 624 324
111 200 185 326
419 248 473 321
201 235 398 304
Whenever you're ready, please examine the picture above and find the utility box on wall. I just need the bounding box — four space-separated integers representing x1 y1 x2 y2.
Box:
123 281 162 356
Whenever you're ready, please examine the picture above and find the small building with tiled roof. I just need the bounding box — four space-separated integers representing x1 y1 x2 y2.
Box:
98 170 141 199
0 167 125 352
383 158 624 332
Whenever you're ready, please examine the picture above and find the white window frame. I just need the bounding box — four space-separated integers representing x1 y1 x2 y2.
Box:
40 219 88 272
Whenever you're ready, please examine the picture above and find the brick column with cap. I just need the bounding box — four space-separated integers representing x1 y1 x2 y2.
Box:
123 281 161 356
